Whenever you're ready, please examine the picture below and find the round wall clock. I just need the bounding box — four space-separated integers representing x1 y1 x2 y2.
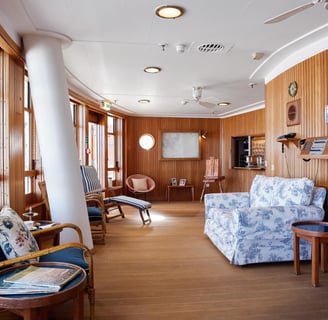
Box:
288 81 298 97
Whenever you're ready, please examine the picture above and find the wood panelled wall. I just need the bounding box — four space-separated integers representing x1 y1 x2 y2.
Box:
126 111 266 200
220 109 266 192
124 50 328 200
126 117 221 201
266 50 328 187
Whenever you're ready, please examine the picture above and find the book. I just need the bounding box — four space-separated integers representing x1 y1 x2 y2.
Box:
37 222 57 229
0 280 58 295
2 265 81 293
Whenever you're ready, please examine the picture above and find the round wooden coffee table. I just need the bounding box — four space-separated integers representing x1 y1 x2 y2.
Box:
0 262 86 319
291 221 328 287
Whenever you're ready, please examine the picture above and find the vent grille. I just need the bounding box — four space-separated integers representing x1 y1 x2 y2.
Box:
197 43 225 53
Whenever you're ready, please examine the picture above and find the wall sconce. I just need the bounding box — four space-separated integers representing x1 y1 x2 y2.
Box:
139 133 155 150
201 131 207 139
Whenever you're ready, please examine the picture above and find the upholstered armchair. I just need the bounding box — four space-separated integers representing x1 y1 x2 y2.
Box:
0 207 95 319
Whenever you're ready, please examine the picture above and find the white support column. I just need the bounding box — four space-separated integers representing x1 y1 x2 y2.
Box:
23 33 93 248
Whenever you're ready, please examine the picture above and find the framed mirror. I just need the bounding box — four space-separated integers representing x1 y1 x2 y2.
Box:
160 130 201 160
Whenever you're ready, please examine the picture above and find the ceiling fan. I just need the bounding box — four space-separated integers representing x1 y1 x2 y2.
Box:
264 0 328 24
181 86 217 108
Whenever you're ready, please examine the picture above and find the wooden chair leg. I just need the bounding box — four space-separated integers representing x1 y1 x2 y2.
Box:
105 204 125 222
139 209 151 224
200 182 207 202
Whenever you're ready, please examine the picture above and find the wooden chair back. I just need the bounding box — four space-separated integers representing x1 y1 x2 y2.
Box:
38 181 52 221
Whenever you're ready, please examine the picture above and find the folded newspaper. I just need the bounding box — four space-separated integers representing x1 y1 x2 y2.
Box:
0 265 81 295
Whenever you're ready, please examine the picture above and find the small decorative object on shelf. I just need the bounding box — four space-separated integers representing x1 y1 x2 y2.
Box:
171 177 177 186
22 207 38 230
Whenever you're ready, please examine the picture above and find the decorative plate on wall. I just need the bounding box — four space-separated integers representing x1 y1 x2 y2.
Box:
286 99 301 126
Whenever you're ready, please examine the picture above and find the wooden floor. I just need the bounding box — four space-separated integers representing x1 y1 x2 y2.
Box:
1 201 328 319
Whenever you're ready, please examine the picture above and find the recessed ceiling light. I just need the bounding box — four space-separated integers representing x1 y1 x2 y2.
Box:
138 99 151 104
155 5 184 19
217 102 231 107
144 66 161 73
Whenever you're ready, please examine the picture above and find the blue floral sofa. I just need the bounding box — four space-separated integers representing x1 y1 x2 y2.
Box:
204 175 326 265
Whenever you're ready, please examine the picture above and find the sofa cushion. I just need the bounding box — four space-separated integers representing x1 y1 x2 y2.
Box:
0 207 39 260
271 177 314 206
250 175 315 207
250 175 275 207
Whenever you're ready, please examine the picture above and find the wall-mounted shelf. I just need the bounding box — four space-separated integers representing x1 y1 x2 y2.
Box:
298 137 328 160
276 138 300 148
298 154 328 160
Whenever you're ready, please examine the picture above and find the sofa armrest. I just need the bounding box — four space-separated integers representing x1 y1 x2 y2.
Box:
204 192 250 218
232 205 325 239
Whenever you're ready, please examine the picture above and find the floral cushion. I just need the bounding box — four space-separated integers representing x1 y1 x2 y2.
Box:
271 177 314 206
249 175 275 207
249 175 315 207
0 207 39 259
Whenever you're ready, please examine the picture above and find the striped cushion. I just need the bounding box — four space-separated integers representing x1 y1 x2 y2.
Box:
108 195 151 209
80 165 102 193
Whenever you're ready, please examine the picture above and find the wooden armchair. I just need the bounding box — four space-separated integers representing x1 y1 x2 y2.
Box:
39 180 107 244
85 192 107 244
80 165 125 222
0 208 95 319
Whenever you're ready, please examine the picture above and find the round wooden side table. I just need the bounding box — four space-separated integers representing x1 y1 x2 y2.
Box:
0 262 86 319
291 221 328 287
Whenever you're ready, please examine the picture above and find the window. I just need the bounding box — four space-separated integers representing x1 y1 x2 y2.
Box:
107 116 122 185
24 74 36 195
68 96 124 189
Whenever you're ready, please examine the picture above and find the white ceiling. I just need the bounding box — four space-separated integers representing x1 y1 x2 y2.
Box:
1 0 328 118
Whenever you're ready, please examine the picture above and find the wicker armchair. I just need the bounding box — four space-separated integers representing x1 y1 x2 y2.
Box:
126 174 156 199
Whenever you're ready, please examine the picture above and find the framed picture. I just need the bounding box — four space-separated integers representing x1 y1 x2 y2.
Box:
160 130 201 160
179 178 187 186
171 177 177 186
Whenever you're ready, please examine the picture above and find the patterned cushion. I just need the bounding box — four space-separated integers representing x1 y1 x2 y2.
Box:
0 207 39 259
271 177 314 206
311 187 327 208
250 175 275 207
132 178 148 191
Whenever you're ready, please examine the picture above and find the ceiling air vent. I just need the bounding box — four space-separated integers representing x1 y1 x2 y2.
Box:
197 42 233 54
